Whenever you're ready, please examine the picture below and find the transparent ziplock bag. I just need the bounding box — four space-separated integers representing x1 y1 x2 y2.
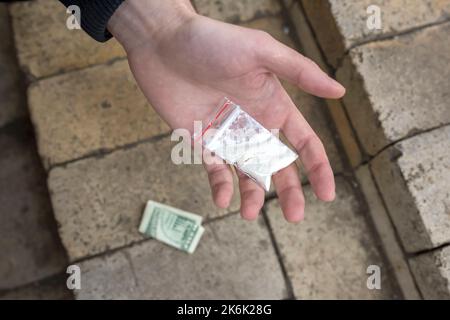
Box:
193 98 298 191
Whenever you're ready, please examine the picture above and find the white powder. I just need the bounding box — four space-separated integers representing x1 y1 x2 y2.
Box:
200 99 298 191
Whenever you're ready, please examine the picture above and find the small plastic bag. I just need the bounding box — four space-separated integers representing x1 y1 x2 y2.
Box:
193 98 298 191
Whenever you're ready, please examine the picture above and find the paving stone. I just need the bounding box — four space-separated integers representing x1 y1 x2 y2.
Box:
0 122 67 290
355 165 421 299
48 136 241 262
0 4 27 127
302 0 450 66
28 59 170 168
194 0 280 23
337 22 450 155
76 214 287 299
10 0 125 79
242 16 344 176
409 245 450 299
0 274 73 300
371 125 450 253
266 176 399 299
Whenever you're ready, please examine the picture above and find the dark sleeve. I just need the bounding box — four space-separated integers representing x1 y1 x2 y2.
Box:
60 0 125 42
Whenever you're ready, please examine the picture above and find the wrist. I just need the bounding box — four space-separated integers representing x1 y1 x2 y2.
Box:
107 0 197 53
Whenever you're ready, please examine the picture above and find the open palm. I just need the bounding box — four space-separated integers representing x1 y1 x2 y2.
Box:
115 14 345 222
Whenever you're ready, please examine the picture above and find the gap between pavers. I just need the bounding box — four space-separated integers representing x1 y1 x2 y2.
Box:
283 0 363 168
74 213 288 300
337 22 450 156
25 13 343 178
281 0 419 299
26 9 347 287
27 59 170 169
10 0 281 80
370 125 450 253
265 176 400 299
9 0 432 298
10 0 125 80
409 245 450 300
285 0 450 299
48 136 241 262
355 165 421 299
300 0 450 68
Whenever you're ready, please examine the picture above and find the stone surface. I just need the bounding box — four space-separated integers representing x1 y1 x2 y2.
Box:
48 136 240 262
0 274 73 300
76 214 287 299
266 177 399 299
28 59 170 168
338 22 450 155
355 165 421 299
410 245 450 299
194 0 280 23
371 125 450 253
0 122 67 290
0 4 27 127
302 0 450 66
242 16 344 176
10 0 125 79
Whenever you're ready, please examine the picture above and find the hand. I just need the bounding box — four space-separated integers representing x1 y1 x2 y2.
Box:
108 0 345 222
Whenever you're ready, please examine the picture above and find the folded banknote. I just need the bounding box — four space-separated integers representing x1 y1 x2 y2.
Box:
139 200 205 254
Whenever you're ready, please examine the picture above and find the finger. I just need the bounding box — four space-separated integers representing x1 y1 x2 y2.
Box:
236 170 265 221
203 155 234 209
273 164 305 222
282 107 335 202
257 33 345 99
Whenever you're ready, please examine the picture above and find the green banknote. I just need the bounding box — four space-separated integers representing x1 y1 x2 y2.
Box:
138 201 205 254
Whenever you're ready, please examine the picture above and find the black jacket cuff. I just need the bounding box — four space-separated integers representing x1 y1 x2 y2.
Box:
60 0 125 42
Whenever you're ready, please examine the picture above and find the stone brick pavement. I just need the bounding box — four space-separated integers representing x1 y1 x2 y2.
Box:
371 126 450 253
301 0 450 67
266 177 398 299
410 246 450 299
76 214 287 300
338 22 450 155
10 0 124 79
28 59 170 168
285 0 450 298
49 136 240 262
1 0 410 299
